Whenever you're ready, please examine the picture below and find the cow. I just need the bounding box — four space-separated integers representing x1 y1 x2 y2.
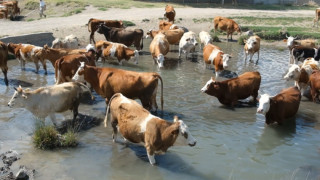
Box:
290 46 320 64
0 41 8 86
7 82 93 126
51 34 79 49
104 93 196 165
313 8 320 27
202 43 231 78
72 62 164 112
7 43 45 74
150 32 170 68
213 16 241 41
201 71 261 107
283 58 320 95
257 87 301 125
146 29 184 45
164 5 176 23
309 70 320 103
97 24 144 50
95 40 139 65
199 31 213 50
179 31 198 60
55 44 96 84
244 35 261 63
87 18 124 44
159 20 176 31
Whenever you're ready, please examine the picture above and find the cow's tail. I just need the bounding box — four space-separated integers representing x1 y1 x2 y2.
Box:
88 18 93 32
104 93 120 128
140 34 144 50
77 82 95 100
55 58 63 84
156 74 164 112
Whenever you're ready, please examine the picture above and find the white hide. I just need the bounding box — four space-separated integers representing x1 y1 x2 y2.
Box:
283 64 300 81
199 31 212 49
257 94 271 115
179 31 198 59
201 78 213 92
173 120 197 147
51 34 79 49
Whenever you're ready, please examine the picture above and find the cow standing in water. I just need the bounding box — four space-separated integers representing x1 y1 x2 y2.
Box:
164 5 175 23
87 18 123 44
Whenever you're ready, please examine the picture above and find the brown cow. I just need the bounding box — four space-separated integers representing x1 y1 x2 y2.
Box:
87 18 124 44
201 71 261 106
0 41 9 86
257 87 301 125
55 45 96 84
104 93 196 165
213 16 241 41
203 43 231 78
164 5 176 23
72 62 164 112
150 32 170 68
309 70 320 103
97 24 144 50
244 35 261 63
159 20 176 31
146 29 184 45
95 40 139 65
313 8 320 27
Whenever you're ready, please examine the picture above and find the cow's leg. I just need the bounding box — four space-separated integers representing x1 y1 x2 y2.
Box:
89 32 95 44
151 88 158 113
41 59 47 75
145 144 156 165
249 53 254 62
178 48 182 59
111 115 118 143
1 66 8 86
33 59 40 73
72 100 80 126
49 114 58 126
141 98 151 111
244 51 247 61
256 51 260 64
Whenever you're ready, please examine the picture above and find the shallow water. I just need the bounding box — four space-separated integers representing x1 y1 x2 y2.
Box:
0 39 320 180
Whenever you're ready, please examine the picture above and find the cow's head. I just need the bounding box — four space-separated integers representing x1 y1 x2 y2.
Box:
222 53 232 69
8 86 28 108
172 116 197 147
72 62 86 83
186 36 198 47
156 54 165 68
97 23 111 34
285 35 297 47
201 77 220 96
246 37 258 50
283 64 301 81
257 94 271 116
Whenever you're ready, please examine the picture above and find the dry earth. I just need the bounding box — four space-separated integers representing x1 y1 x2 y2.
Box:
0 5 316 46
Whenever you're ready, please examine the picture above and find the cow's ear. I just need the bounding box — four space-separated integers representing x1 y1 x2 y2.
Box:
171 125 179 135
173 115 178 123
283 39 287 42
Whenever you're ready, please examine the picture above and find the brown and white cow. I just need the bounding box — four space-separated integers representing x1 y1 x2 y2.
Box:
146 29 184 45
8 82 93 126
257 86 301 125
95 40 139 65
164 5 176 23
313 8 320 27
244 35 260 63
201 71 261 106
72 62 164 112
0 41 9 86
179 31 198 60
309 70 320 103
199 31 213 50
213 16 241 41
97 24 144 50
104 93 196 165
150 32 170 68
87 18 124 44
203 44 231 78
51 34 79 49
55 44 96 84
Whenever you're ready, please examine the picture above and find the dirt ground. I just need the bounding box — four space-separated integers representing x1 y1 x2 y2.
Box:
0 5 316 47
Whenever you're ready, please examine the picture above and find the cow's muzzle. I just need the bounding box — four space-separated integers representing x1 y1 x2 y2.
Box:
257 109 263 114
189 142 196 147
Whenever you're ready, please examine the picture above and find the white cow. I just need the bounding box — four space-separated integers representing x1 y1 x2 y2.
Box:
8 82 93 126
199 31 212 50
179 31 198 60
51 34 79 49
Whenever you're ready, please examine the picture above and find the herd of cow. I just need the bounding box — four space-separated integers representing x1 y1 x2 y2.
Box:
1 5 320 165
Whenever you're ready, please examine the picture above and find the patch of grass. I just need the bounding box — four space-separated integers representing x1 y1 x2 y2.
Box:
230 16 313 27
62 7 85 17
193 18 212 24
25 1 38 10
27 18 35 22
122 20 135 27
238 35 249 45
98 7 107 11
33 124 78 150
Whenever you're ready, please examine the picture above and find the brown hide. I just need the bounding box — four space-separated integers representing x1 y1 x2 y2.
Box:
309 70 320 102
213 16 241 40
159 20 174 30
203 71 261 106
147 29 184 45
164 5 176 23
266 87 301 125
0 41 8 86
77 65 163 111
55 52 96 84
203 44 224 71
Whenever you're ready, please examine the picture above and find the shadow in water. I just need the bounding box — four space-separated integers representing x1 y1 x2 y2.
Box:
163 57 181 70
139 51 151 56
57 114 102 134
7 78 33 87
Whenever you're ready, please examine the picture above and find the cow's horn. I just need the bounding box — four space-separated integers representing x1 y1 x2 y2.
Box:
286 34 289 38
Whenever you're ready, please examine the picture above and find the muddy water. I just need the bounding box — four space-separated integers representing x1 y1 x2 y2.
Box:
1 39 320 180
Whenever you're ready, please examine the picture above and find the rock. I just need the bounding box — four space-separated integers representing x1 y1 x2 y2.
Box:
15 169 28 180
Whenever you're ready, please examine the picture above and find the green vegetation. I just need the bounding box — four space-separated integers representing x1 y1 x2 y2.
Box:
27 18 35 22
122 20 136 27
33 124 78 150
62 7 85 17
212 34 221 42
229 16 313 26
238 35 249 45
98 7 107 11
193 18 212 24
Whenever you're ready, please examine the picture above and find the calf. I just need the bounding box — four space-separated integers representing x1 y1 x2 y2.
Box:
291 46 320 64
95 41 139 65
97 24 144 50
164 5 176 23
313 8 320 27
7 82 92 126
51 34 79 49
213 16 241 41
87 18 123 44
201 71 261 106
202 44 231 78
199 31 213 50
0 41 9 86
244 35 260 63
309 70 320 103
72 62 164 112
257 87 301 125
179 31 198 60
150 32 170 68
55 44 96 84
105 93 196 165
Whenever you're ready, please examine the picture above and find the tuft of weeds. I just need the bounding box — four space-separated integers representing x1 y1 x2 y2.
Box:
122 20 135 27
98 7 107 11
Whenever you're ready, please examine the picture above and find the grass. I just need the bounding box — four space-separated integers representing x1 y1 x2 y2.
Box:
27 18 35 22
122 20 136 27
62 7 85 17
98 7 107 11
238 35 249 45
229 16 313 26
193 18 212 24
33 123 78 150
